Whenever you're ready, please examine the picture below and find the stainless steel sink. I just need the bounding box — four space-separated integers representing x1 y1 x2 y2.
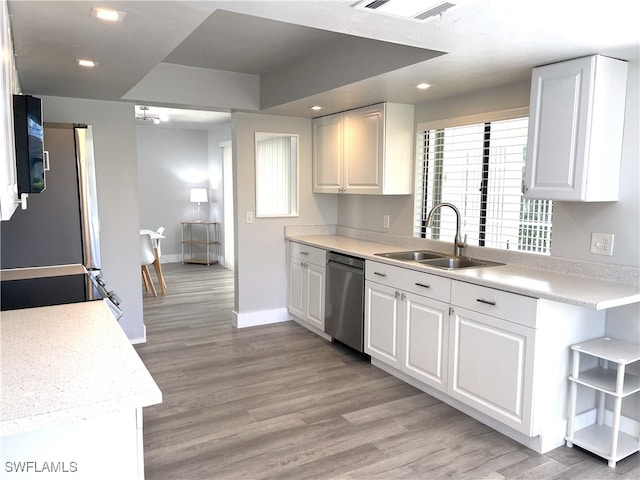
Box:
375 250 504 270
418 256 504 270
376 250 445 262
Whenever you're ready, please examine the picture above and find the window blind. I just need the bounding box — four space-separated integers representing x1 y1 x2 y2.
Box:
414 116 552 254
255 136 293 216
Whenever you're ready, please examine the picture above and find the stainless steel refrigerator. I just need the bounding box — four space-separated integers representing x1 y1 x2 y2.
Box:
1 124 121 316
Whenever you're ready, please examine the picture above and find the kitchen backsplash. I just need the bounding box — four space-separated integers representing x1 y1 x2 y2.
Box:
285 224 638 285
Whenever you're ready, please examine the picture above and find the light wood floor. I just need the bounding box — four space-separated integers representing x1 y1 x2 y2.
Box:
136 263 639 480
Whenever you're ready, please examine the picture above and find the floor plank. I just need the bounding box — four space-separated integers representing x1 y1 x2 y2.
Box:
136 262 639 479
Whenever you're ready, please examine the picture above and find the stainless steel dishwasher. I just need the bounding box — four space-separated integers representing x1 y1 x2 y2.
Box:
325 251 365 352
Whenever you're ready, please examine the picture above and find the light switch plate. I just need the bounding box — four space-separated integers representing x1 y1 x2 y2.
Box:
245 211 254 224
383 214 390 229
590 232 614 256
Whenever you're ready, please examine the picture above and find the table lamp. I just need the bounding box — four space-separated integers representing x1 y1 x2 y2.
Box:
190 188 208 221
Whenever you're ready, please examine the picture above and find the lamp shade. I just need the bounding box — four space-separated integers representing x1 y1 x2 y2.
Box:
190 188 208 203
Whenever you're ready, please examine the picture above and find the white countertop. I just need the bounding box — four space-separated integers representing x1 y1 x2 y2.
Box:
0 301 162 436
288 234 640 311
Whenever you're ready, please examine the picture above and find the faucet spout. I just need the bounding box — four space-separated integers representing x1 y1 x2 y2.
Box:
426 202 467 257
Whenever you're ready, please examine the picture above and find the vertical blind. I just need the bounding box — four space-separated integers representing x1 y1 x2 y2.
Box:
414 116 553 254
255 136 294 217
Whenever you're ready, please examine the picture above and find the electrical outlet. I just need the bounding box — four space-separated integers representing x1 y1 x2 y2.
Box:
590 232 614 256
383 214 390 229
245 211 254 224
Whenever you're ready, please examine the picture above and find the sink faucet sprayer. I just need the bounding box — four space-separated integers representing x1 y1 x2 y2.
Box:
426 202 467 257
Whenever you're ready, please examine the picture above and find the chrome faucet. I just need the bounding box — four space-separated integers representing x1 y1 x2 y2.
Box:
426 202 467 257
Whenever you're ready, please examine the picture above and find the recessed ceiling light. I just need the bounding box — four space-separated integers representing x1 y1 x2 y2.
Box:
310 106 323 111
77 59 97 68
415 83 432 90
91 7 126 22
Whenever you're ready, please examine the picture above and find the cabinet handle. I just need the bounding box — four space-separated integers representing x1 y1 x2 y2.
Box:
299 251 309 255
401 293 406 301
415 282 430 289
476 298 496 306
374 272 387 277
395 291 400 299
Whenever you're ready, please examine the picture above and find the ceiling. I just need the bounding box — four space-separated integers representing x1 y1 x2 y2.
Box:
7 0 640 129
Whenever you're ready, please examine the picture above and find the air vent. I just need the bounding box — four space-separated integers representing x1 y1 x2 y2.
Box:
352 0 466 22
362 0 391 9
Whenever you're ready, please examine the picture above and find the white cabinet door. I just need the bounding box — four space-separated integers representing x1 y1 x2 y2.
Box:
312 103 414 195
0 1 19 221
365 281 400 368
343 104 384 194
402 292 449 392
305 262 325 331
312 113 343 193
288 258 305 320
525 55 627 201
448 306 535 435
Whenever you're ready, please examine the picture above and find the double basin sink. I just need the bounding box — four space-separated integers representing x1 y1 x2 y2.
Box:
375 250 504 270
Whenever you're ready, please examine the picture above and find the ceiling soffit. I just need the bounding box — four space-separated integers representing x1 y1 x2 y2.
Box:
161 9 445 110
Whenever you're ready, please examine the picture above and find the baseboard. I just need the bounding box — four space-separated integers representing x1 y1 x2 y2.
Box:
233 308 292 329
129 324 147 345
160 254 182 264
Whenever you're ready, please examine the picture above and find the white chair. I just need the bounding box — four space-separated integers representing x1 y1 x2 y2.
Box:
141 233 157 296
155 226 166 257
154 226 167 293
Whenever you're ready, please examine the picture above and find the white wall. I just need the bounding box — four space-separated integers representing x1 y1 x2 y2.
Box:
337 73 640 338
336 81 532 234
339 70 639 272
232 112 337 323
39 96 144 341
136 126 210 262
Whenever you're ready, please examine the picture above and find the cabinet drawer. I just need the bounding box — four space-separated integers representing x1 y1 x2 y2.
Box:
451 281 537 328
289 242 326 266
366 261 451 303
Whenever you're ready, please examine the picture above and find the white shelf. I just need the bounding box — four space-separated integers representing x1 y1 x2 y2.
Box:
572 337 640 365
566 336 640 468
570 366 640 397
567 424 640 464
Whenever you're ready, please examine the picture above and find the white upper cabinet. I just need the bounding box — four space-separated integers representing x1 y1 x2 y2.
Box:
312 113 343 192
313 103 414 195
0 0 20 221
525 55 628 201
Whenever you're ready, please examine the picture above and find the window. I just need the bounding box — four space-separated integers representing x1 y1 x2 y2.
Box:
414 111 552 254
255 132 298 217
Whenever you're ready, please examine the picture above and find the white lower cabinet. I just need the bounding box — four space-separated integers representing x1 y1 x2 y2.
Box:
364 260 607 454
448 281 538 435
365 281 400 367
288 242 326 331
365 261 450 392
403 291 449 390
448 305 535 435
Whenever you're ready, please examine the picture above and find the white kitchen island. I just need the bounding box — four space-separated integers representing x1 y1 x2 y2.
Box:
0 301 161 479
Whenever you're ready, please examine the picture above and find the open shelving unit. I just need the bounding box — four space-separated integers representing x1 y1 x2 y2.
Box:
180 221 219 265
566 337 640 467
